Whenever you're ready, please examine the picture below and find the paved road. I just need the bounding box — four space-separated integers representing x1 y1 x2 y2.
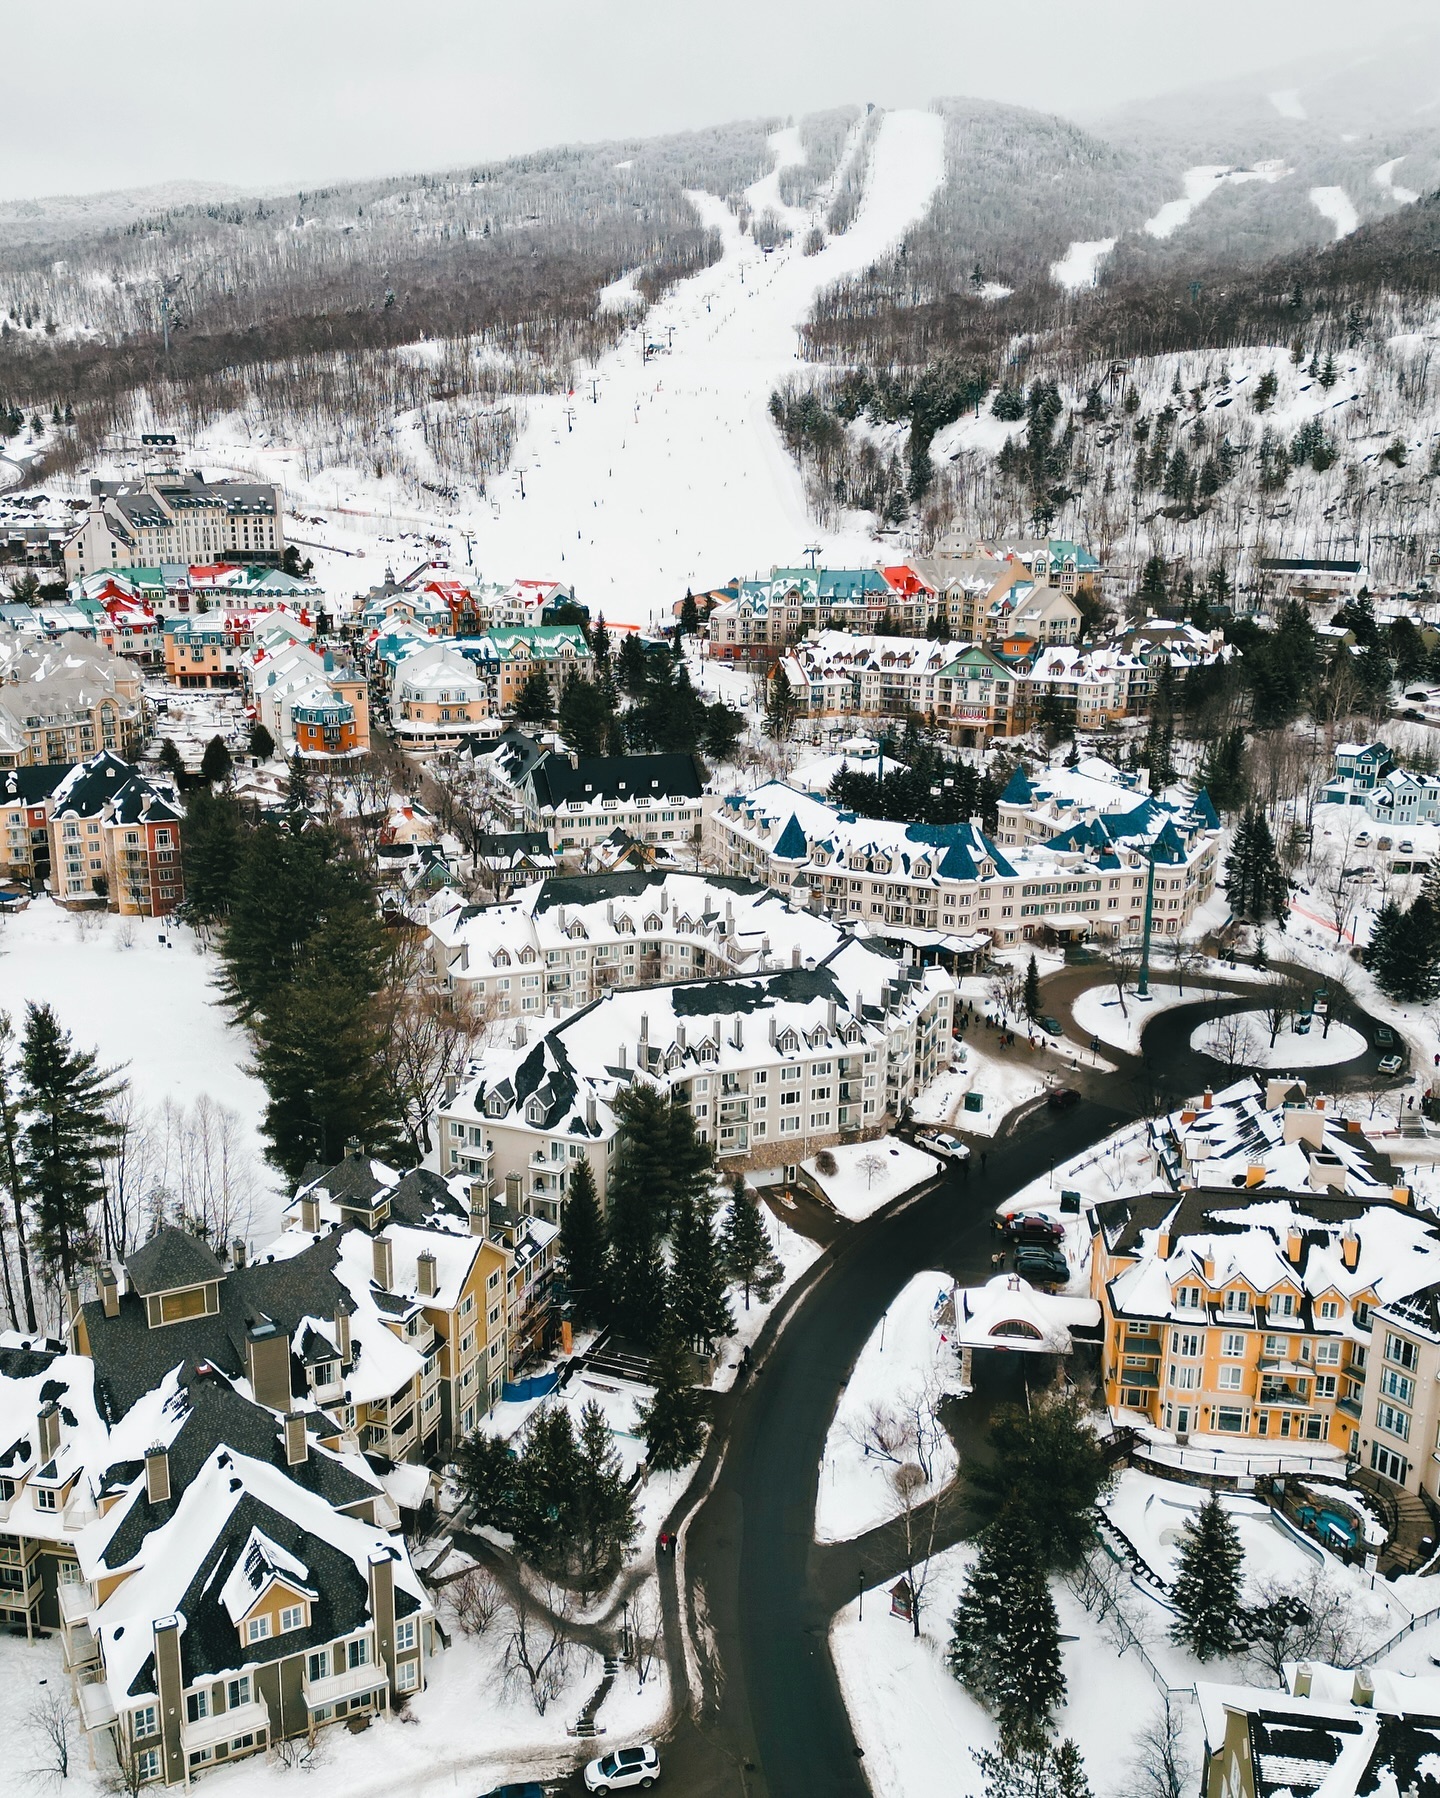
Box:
680 1093 1131 1798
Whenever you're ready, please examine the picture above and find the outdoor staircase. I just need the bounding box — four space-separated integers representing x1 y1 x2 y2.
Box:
1355 1469 1435 1574
570 1654 621 1738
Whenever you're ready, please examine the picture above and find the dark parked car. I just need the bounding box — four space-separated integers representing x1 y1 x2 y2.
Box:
1015 1245 1068 1274
1047 1087 1082 1110
1374 1025 1396 1047
1040 1016 1062 1036
479 1786 546 1798
1004 1213 1065 1245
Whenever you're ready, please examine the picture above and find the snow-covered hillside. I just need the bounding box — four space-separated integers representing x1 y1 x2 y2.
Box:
77 111 946 625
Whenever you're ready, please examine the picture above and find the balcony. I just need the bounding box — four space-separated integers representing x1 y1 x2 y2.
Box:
58 1578 95 1628
302 1659 387 1711
76 1678 117 1734
183 1698 271 1754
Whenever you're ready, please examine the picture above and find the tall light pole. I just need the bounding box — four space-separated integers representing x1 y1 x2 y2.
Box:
1137 845 1158 999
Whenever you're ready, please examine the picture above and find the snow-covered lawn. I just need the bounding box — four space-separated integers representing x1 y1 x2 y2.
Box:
913 1042 1048 1137
0 899 280 1232
1189 1013 1367 1069
801 1136 939 1220
1071 981 1211 1055
816 1270 962 1543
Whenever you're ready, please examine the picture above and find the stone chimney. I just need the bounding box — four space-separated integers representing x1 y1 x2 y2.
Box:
469 1180 487 1237
284 1411 308 1467
245 1316 292 1412
368 1548 398 1690
417 1250 437 1298
299 1193 320 1233
100 1266 120 1319
586 1093 598 1131
37 1402 61 1465
1307 1153 1348 1194
373 1236 394 1291
145 1443 170 1504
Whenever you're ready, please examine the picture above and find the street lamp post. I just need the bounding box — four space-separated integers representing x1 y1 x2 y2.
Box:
1137 845 1158 999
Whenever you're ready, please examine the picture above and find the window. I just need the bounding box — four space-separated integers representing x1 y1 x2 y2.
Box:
1220 1332 1246 1359
186 1691 210 1723
227 1677 251 1709
1223 1290 1250 1314
1319 1300 1339 1319
35 1487 57 1510
1176 1288 1201 1310
1170 1331 1201 1357
347 1638 369 1669
1215 1408 1247 1433
1381 1367 1416 1406
246 1615 272 1645
1377 1401 1411 1441
395 1619 417 1652
307 1650 331 1682
1218 1366 1243 1390
1168 1365 1200 1390
279 1604 305 1633
137 1749 160 1783
396 1657 419 1692
1263 1335 1287 1357
1354 1302 1372 1329
133 1704 158 1738
1386 1333 1419 1371
1314 1340 1341 1365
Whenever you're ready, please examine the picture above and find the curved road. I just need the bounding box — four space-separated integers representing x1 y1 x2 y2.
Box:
656 972 1407 1798
680 1094 1128 1798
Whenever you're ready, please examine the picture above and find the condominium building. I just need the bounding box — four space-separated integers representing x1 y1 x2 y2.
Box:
63 474 285 578
0 628 146 768
438 936 955 1211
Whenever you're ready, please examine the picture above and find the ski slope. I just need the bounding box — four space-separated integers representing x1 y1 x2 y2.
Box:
446 109 945 625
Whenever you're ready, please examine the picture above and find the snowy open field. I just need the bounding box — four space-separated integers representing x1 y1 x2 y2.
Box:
801 1136 939 1221
109 111 946 628
1071 981 1211 1055
1190 1013 1368 1069
0 899 280 1232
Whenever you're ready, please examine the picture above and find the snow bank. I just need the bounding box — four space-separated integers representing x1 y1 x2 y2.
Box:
801 1136 939 1220
816 1270 961 1542
1071 981 1207 1055
1189 1013 1367 1069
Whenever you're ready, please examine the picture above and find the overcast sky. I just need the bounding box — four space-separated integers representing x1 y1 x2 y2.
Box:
1 0 1433 203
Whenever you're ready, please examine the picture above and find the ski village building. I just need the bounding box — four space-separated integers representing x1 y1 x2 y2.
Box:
63 475 287 579
706 770 1221 948
438 933 954 1212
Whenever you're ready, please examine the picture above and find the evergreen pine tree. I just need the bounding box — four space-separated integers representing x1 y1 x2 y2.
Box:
972 1734 1093 1798
680 591 701 637
181 790 247 928
17 1003 126 1287
764 668 796 740
616 633 649 697
559 1156 608 1327
252 915 396 1179
1023 954 1042 1021
720 1174 782 1310
668 1192 734 1353
287 751 312 821
199 735 233 785
0 1012 36 1332
157 738 186 785
1197 727 1247 811
637 1319 707 1470
574 1399 638 1586
513 669 554 722
508 1405 586 1569
1224 806 1288 929
454 1429 517 1528
1169 1492 1245 1660
247 721 275 760
947 1510 1066 1736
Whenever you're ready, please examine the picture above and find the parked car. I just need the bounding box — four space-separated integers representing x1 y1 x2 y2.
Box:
479 1785 546 1798
1374 1025 1396 1047
922 1131 971 1160
1040 1016 1062 1036
584 1745 660 1793
1004 1213 1065 1245
1015 1244 1068 1274
1379 1053 1405 1075
1015 1259 1068 1289
1047 1087 1082 1110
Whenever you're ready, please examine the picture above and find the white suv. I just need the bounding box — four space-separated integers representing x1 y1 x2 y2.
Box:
583 1743 661 1793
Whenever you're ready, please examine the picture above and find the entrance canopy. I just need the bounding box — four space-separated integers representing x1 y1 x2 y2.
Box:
946 1274 1101 1356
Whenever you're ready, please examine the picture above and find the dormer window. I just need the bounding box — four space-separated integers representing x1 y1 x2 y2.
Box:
246 1615 272 1644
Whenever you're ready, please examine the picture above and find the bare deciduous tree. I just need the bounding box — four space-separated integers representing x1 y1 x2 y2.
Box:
447 1565 504 1637
1245 1571 1378 1685
502 1585 576 1717
1126 1695 1192 1798
27 1687 72 1787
